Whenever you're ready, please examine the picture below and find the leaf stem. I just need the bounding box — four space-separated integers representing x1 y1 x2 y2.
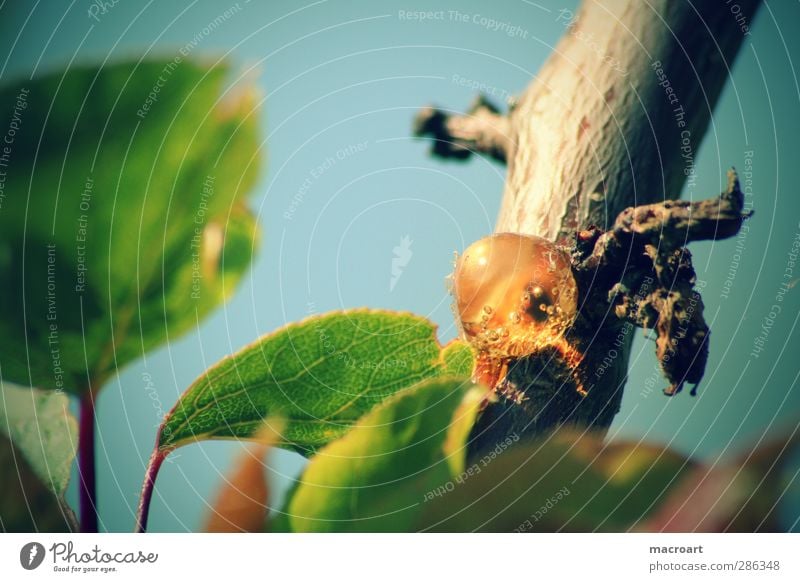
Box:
78 390 98 532
135 448 167 533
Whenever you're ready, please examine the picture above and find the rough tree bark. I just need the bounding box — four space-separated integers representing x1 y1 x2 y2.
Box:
415 0 761 453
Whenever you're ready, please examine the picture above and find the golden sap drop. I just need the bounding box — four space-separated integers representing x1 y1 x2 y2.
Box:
452 233 578 362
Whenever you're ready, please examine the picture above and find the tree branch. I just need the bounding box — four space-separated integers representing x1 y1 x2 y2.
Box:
413 95 512 163
466 171 751 454
415 0 762 453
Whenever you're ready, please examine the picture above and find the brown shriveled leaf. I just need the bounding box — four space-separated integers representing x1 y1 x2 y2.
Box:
203 423 282 533
638 425 800 532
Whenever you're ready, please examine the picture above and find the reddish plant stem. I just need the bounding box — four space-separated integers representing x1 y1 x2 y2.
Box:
135 448 167 533
78 391 98 532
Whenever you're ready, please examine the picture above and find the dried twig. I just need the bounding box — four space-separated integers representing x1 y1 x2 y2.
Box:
573 169 751 395
413 95 512 164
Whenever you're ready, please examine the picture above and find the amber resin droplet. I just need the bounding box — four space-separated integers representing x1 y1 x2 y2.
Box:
452 232 583 393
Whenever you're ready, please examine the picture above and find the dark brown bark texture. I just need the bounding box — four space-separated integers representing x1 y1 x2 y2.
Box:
414 0 761 454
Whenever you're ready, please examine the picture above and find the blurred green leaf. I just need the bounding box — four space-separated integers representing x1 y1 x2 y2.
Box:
0 383 77 531
158 310 476 456
0 58 262 394
0 382 77 496
277 375 480 532
418 432 694 532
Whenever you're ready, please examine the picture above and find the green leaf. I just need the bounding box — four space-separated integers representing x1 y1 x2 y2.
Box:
158 310 475 456
278 375 480 532
0 383 78 531
441 340 474 377
418 432 695 532
0 58 262 393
